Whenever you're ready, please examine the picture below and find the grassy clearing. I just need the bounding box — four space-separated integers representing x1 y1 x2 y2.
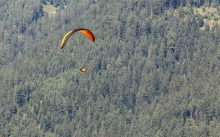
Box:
171 6 220 30
193 6 220 30
193 6 217 16
42 2 58 17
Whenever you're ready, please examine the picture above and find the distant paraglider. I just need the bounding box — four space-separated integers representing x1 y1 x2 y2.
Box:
80 67 86 73
60 28 95 49
60 28 95 73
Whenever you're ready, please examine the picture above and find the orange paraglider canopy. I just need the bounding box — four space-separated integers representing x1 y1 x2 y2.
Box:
60 28 95 49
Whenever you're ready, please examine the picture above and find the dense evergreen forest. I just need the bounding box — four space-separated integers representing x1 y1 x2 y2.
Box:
1 0 220 136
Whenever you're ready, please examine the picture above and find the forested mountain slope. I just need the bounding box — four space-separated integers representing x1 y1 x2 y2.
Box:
1 0 220 136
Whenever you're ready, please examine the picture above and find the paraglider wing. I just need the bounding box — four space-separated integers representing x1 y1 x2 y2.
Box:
60 30 74 49
60 28 95 49
77 29 95 42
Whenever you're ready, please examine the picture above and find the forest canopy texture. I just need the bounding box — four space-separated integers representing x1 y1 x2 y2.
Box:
1 0 220 136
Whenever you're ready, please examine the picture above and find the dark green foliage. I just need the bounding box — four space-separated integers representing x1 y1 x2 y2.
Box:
1 0 220 136
198 16 205 27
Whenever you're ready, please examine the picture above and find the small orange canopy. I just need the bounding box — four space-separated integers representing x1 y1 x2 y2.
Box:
60 28 95 49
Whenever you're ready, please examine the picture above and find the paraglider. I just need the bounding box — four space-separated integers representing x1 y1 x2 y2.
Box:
60 28 95 49
60 28 95 73
80 66 86 73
